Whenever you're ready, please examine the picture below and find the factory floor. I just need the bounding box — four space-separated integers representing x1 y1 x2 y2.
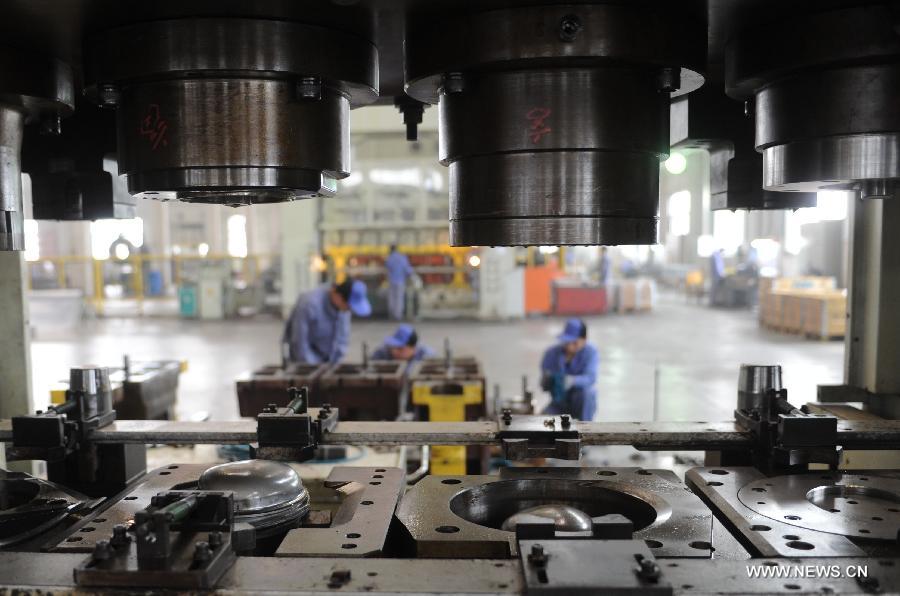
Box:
31 293 843 424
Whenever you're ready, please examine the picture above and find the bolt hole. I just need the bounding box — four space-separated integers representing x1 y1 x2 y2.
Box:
441 479 462 484
597 471 616 476
369 482 381 486
750 525 771 532
689 541 713 551
66 537 82 542
783 535 799 540
784 515 801 521
645 540 663 549
159 472 171 475
435 525 460 533
346 533 361 539
709 470 728 475
361 500 374 506
785 584 801 590
860 529 871 534
341 543 357 549
707 481 723 486
368 571 378 576
124 497 137 501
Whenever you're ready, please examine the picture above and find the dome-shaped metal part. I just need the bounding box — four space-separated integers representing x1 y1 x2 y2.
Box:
199 460 310 531
501 504 593 533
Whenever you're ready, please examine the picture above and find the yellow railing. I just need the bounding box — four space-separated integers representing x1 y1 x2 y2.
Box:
325 244 473 288
26 253 274 315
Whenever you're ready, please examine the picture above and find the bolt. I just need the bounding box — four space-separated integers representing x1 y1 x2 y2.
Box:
208 531 222 548
442 73 464 95
40 113 62 136
296 77 323 101
544 417 556 428
558 14 582 42
560 414 571 428
502 409 512 426
99 84 120 107
636 558 661 581
656 67 681 93
194 541 212 563
262 403 278 414
856 575 880 593
527 544 548 567
111 524 130 548
92 539 112 561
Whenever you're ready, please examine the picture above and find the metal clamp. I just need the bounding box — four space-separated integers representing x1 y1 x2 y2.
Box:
497 412 581 460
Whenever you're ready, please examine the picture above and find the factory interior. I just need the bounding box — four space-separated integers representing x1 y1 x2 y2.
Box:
1 1 899 594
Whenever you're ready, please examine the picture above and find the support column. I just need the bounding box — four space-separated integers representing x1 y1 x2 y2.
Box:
844 190 900 416
0 250 32 467
280 199 320 319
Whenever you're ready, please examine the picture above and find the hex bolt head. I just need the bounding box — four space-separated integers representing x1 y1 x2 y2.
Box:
656 67 681 93
560 414 571 428
528 544 548 567
92 539 112 561
208 531 222 548
296 77 323 101
98 84 120 107
558 15 582 42
193 541 212 562
442 73 465 95
111 524 131 548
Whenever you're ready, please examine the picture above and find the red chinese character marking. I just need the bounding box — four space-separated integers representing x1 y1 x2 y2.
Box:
138 104 169 151
526 107 552 144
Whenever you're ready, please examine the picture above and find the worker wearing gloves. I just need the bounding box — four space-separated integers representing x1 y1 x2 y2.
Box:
372 324 435 363
282 278 372 365
384 244 415 320
539 318 599 420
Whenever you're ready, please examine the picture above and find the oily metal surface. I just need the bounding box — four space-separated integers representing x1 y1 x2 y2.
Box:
397 467 713 558
739 473 900 541
439 69 668 160
116 79 348 203
85 17 378 105
686 467 865 557
276 466 404 557
405 3 706 103
762 134 900 193
199 459 309 530
0 106 25 251
500 504 593 533
448 151 660 246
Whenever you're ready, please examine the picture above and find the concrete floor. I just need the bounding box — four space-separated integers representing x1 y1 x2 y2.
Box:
30 294 843 424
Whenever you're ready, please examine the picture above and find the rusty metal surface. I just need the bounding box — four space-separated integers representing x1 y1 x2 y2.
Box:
276 467 404 557
4 418 900 451
396 467 713 559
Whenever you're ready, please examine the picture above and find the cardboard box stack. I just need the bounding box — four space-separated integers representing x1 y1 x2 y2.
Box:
758 276 846 339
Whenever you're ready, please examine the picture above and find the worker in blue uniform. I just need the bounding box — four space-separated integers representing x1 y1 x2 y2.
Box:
384 245 415 320
282 278 372 365
539 318 599 421
372 324 434 363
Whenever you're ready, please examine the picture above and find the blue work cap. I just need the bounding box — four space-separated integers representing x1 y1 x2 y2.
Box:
348 280 372 317
384 324 417 348
558 318 586 343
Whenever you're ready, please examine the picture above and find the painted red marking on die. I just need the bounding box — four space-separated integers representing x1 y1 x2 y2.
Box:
526 107 552 144
138 104 169 151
